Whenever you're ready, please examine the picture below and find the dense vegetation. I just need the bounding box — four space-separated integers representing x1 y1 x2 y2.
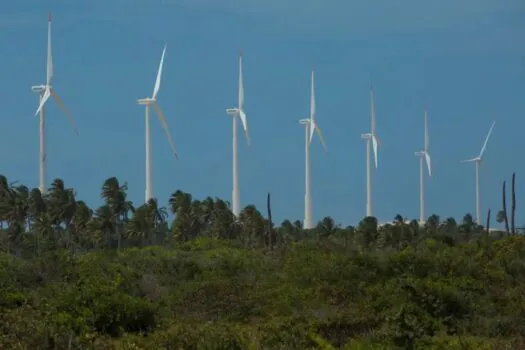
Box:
1 175 524 349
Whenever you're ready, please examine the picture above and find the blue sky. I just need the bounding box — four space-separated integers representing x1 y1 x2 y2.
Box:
0 1 524 227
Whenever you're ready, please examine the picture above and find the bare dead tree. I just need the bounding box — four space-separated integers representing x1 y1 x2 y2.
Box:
266 192 273 250
511 172 516 235
486 208 491 235
503 181 510 236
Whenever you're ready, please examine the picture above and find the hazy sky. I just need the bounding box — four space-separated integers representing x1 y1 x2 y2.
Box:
1 1 524 226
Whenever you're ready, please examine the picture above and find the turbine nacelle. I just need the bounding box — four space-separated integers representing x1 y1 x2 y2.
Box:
299 118 310 125
31 85 47 93
226 107 239 116
462 157 481 163
137 97 156 105
361 132 372 139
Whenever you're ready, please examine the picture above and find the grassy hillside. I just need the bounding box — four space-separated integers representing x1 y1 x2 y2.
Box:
1 236 525 349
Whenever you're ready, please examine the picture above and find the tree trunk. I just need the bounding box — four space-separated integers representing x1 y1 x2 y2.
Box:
266 192 273 250
486 208 491 235
116 222 121 252
511 172 516 235
503 181 510 236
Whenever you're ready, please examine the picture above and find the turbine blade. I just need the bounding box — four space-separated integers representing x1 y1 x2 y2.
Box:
47 14 53 86
238 53 244 109
478 121 496 159
152 102 178 158
424 110 429 151
309 121 315 143
370 88 376 134
35 88 51 116
152 44 167 99
310 69 316 122
372 135 378 168
425 152 431 176
51 90 79 135
239 109 251 146
315 125 328 152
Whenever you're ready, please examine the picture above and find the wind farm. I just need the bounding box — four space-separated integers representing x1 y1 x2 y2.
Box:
31 14 78 195
0 13 516 231
0 7 523 349
137 44 178 203
300 69 327 230
461 121 496 224
361 87 380 219
225 52 250 217
415 110 432 225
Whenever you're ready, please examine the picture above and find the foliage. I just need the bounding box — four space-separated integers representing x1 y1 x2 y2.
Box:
0 174 524 348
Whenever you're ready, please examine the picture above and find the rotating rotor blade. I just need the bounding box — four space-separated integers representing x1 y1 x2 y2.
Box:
310 69 316 123
371 135 378 168
51 90 79 135
47 14 53 86
309 120 315 144
35 88 51 116
152 44 167 99
239 109 251 146
478 121 496 160
424 152 431 176
315 124 327 153
424 110 429 151
152 102 178 159
370 87 376 134
238 53 244 110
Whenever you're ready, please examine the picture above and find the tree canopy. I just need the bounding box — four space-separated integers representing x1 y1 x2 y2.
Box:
0 174 524 349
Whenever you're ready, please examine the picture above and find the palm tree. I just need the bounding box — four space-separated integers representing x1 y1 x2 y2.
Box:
32 213 53 253
239 205 265 247
169 190 192 215
101 177 134 250
72 201 93 250
28 188 47 254
0 175 11 231
45 179 77 248
424 214 440 233
209 198 236 239
316 216 338 238
93 204 115 249
357 216 379 249
3 185 30 253
143 199 168 245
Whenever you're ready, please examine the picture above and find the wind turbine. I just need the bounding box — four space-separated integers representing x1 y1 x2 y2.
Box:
360 87 380 218
461 121 496 223
415 110 432 225
32 14 78 195
299 69 327 229
226 51 250 217
137 44 178 203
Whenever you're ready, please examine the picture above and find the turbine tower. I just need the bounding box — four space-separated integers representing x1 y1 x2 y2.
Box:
226 51 250 217
360 87 380 218
32 14 78 195
137 44 178 203
414 110 432 225
461 121 496 223
299 69 327 229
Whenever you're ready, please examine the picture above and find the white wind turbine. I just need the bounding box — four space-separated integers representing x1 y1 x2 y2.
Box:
32 14 78 195
414 110 432 225
461 121 496 223
137 44 178 203
226 52 250 217
299 69 327 229
360 87 380 218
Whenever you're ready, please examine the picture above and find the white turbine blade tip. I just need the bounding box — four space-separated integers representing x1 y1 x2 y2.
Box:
152 45 167 99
